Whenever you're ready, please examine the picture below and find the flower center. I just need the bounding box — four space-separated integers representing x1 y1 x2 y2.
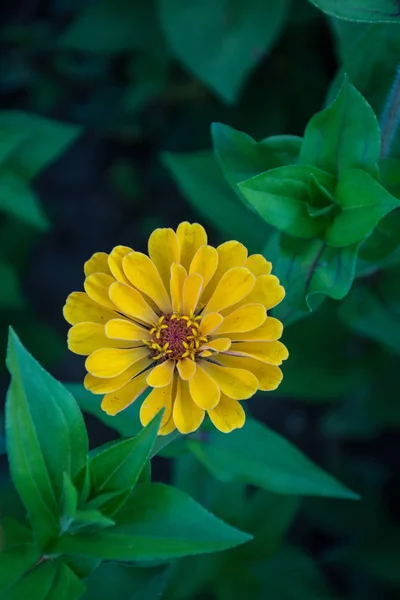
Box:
148 314 207 361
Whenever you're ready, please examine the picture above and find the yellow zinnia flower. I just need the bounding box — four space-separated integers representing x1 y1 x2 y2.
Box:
63 222 288 435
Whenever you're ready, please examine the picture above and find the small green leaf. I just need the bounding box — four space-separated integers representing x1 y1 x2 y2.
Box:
274 234 360 323
61 509 115 535
212 122 302 190
308 0 400 23
0 170 49 230
239 165 336 238
88 412 162 515
159 0 290 102
45 561 86 600
83 563 169 600
325 169 400 246
162 150 269 253
300 81 381 178
188 418 359 499
52 483 252 560
5 329 88 548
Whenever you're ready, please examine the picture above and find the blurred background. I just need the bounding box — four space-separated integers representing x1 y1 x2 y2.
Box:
0 1 399 599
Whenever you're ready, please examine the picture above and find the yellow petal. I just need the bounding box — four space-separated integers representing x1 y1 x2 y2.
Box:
199 312 224 336
101 372 148 415
177 358 196 380
123 251 172 313
217 353 283 391
227 317 283 341
63 292 116 325
176 222 207 270
140 379 174 428
245 254 272 276
201 363 258 400
105 318 150 341
170 263 187 313
204 267 255 315
158 418 177 436
108 245 133 285
182 273 203 315
213 304 266 335
148 228 180 290
84 356 152 394
200 240 248 304
109 282 158 325
86 347 149 378
84 252 111 276
84 273 116 311
189 365 220 409
189 245 218 290
228 274 285 312
227 341 289 365
201 338 231 352
68 322 132 356
173 379 204 434
146 359 175 388
208 394 245 433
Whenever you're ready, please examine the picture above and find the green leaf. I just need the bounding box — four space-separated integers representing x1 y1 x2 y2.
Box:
0 519 39 593
61 509 115 535
300 81 381 178
159 0 290 103
0 261 25 309
339 272 400 354
5 328 88 548
188 418 359 499
358 210 400 262
162 150 270 253
1 562 56 600
238 165 336 238
274 234 360 323
0 111 80 181
44 561 86 600
0 127 27 165
325 169 400 246
380 158 400 199
0 170 49 230
59 0 164 55
88 413 162 515
83 564 169 600
212 123 302 190
308 0 400 23
52 483 252 560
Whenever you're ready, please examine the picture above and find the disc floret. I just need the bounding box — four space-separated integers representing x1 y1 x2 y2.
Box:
147 313 208 362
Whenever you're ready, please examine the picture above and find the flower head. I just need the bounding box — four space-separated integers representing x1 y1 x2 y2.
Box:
64 222 288 435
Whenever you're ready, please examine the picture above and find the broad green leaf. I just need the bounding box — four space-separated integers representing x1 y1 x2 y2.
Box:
1 562 56 600
0 519 39 593
0 170 49 230
52 483 252 560
59 0 164 55
325 169 400 246
300 81 381 178
5 329 88 547
212 123 302 190
309 0 400 23
274 234 360 324
238 165 336 238
188 418 359 499
0 261 24 309
0 111 80 181
162 150 270 253
339 273 400 354
83 564 169 600
159 0 290 102
45 561 86 600
87 412 162 515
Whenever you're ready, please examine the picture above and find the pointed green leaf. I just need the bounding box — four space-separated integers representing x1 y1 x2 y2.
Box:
159 0 289 102
300 81 381 177
308 0 400 23
325 169 400 246
61 510 115 535
188 418 359 499
162 150 269 252
88 413 162 515
5 329 88 548
1 562 57 600
212 122 302 190
45 561 86 600
52 483 252 560
83 563 169 600
0 170 49 230
238 165 336 238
